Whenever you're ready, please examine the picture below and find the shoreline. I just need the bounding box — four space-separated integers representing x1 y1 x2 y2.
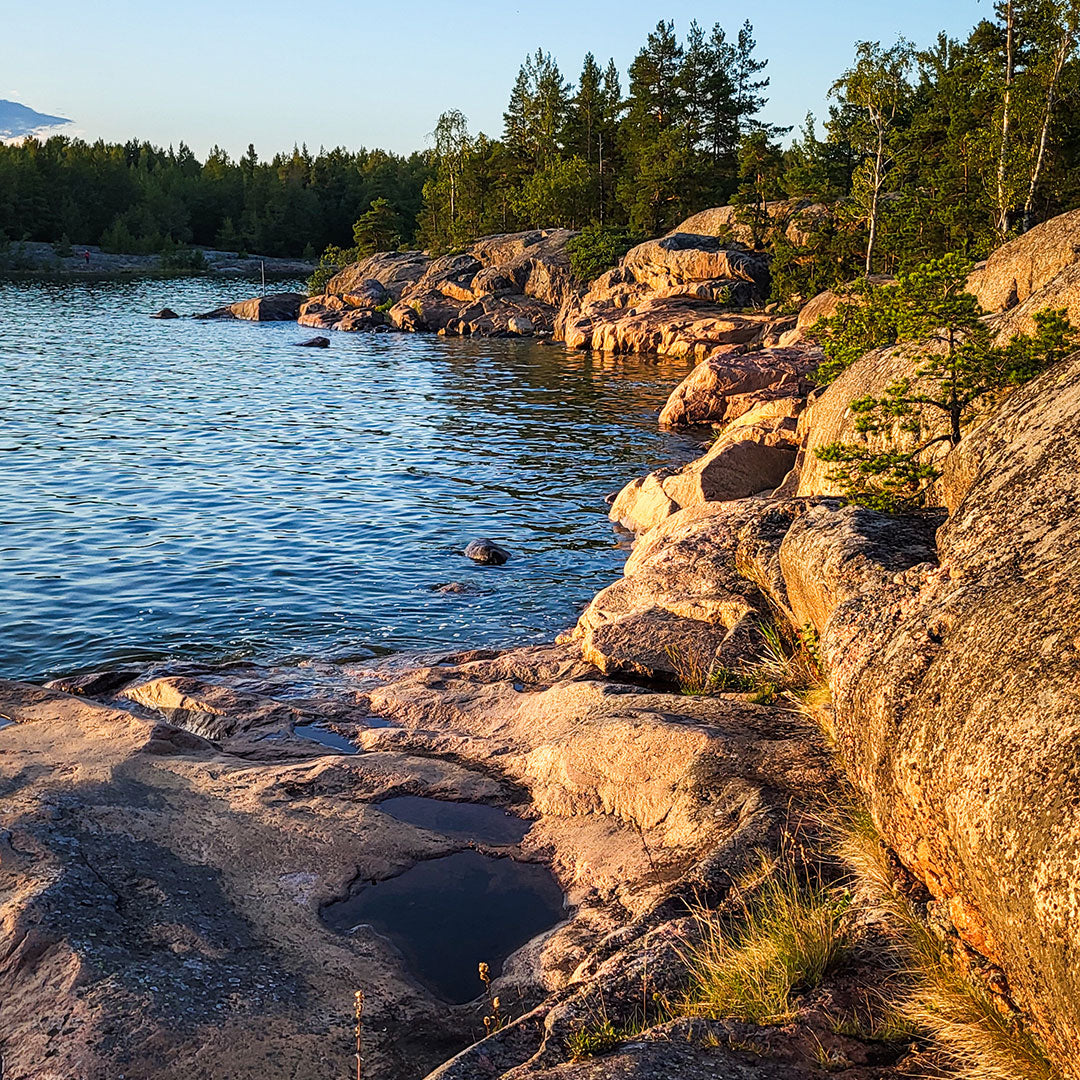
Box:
0 240 313 280
4 211 1080 1080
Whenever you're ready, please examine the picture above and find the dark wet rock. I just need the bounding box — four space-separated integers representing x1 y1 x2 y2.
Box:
295 335 330 348
43 668 139 697
464 539 511 565
150 307 180 319
193 292 304 322
430 581 479 594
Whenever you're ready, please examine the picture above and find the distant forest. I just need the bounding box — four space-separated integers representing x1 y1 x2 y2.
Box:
4 2 1080 292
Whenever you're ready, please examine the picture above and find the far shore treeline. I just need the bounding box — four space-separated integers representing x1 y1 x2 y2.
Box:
4 3 1080 301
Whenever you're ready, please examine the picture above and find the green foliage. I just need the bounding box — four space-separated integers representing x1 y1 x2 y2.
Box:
567 1018 622 1060
158 239 207 272
814 254 1078 510
10 3 1080 278
307 243 356 295
52 233 73 258
566 224 639 283
352 197 401 256
810 275 900 384
510 155 593 229
664 644 754 695
0 136 427 260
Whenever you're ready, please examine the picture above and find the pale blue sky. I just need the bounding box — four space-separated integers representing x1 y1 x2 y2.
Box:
7 0 985 159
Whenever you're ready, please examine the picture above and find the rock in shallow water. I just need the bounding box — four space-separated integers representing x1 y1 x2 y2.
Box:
464 539 511 565
295 335 330 348
150 307 180 319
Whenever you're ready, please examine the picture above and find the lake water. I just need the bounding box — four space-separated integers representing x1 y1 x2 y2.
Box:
0 277 700 680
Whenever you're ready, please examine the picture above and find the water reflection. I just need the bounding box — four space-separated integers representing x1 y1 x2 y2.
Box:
0 278 703 679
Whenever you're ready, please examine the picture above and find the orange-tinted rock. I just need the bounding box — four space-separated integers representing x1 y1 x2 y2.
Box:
659 346 820 428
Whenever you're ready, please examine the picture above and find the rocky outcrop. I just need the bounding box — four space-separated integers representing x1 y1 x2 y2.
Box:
609 427 797 534
560 298 771 359
607 343 819 533
992 258 1080 339
658 345 820 428
569 500 794 678
793 343 951 498
777 276 896 348
326 250 431 301
194 292 305 321
966 208 1080 314
671 200 831 249
559 234 772 358
310 231 576 337
784 349 1080 1076
0 637 837 1080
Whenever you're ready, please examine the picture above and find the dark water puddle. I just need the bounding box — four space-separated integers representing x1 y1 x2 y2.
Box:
321 850 565 1003
377 796 531 845
294 724 359 754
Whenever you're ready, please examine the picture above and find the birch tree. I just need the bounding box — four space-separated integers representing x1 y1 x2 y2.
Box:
832 40 915 275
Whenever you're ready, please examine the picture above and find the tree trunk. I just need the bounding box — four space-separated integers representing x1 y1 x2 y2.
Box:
996 0 1015 242
866 128 884 276
1024 20 1073 231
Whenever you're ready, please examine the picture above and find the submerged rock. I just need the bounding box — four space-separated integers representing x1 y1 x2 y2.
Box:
295 335 330 348
150 307 180 319
464 539 511 565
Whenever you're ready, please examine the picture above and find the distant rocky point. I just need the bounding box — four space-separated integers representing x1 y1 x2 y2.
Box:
0 99 71 140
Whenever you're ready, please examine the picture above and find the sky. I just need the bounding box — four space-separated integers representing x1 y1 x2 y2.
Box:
6 0 986 160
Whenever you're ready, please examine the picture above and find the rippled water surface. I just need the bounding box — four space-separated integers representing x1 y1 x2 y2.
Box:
1 277 701 679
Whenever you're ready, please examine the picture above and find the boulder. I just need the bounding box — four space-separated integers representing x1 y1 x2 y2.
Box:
778 276 896 347
992 258 1080 340
622 234 769 292
671 200 831 249
150 307 179 319
794 343 952 498
966 207 1080 314
295 336 330 348
556 234 772 357
658 345 820 428
798 349 1080 1074
471 228 577 308
609 427 797 534
320 232 574 339
326 250 431 301
561 297 771 358
778 502 938 632
568 500 784 680
193 293 304 322
464 539 511 565
336 308 387 331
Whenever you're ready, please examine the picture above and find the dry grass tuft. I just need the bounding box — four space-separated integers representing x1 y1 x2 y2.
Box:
663 643 752 696
677 860 851 1025
832 807 1061 1080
